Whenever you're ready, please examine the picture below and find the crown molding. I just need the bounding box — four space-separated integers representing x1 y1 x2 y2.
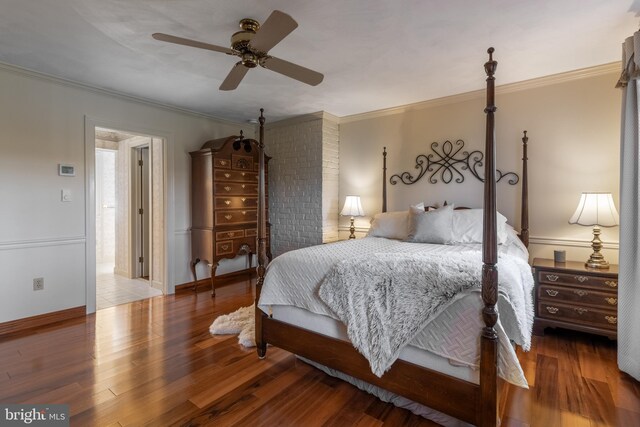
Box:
0 61 242 126
339 62 621 124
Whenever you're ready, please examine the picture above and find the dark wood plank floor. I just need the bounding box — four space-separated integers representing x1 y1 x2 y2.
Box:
0 280 638 426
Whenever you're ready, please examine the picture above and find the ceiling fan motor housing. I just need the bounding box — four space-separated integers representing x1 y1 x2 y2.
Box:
231 18 262 68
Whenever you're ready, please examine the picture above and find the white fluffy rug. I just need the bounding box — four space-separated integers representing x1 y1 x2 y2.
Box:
209 305 256 348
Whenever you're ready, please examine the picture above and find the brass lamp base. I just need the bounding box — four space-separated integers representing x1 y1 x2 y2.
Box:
349 216 356 239
585 225 610 269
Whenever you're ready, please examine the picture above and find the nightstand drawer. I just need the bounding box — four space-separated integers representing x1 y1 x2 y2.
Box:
537 271 617 290
538 302 617 330
538 285 618 308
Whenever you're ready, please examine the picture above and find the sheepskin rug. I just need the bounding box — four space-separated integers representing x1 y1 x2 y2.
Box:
209 305 256 348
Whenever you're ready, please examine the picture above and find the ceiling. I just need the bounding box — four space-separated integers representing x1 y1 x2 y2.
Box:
0 0 637 123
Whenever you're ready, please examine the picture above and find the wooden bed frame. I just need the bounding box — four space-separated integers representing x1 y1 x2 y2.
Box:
253 48 530 427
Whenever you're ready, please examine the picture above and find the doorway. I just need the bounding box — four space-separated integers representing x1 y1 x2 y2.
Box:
94 127 163 310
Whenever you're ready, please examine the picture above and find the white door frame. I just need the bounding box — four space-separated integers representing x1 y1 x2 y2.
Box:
84 116 176 314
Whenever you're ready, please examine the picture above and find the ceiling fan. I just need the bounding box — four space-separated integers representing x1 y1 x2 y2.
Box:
152 10 324 91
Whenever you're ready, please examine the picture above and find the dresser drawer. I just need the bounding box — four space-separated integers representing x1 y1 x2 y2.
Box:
537 270 617 290
215 196 258 209
213 157 231 169
214 182 258 195
216 240 234 256
214 169 258 183
215 229 245 240
215 238 256 257
232 154 254 170
215 209 257 225
538 302 617 330
538 284 617 308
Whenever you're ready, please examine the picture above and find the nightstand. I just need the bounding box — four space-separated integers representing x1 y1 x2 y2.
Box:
532 258 618 339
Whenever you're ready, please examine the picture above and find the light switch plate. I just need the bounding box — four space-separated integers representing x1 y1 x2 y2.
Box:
61 189 72 202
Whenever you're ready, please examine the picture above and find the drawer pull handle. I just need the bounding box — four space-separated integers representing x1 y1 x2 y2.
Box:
221 244 229 251
605 297 617 305
224 173 231 178
241 198 246 202
224 214 232 220
546 306 559 314
546 274 559 282
241 172 246 176
574 307 588 315
224 186 231 192
605 315 617 324
242 211 247 215
573 290 589 297
546 289 559 297
575 276 589 283
224 200 231 205
605 281 617 288
227 232 235 237
242 184 246 189
220 160 227 166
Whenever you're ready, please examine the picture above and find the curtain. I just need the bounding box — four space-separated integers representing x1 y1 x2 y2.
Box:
617 31 640 381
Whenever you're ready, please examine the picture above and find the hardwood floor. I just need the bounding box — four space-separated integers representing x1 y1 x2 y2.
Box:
0 280 638 426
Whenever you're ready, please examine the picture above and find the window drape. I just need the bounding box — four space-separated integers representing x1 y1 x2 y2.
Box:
617 31 640 381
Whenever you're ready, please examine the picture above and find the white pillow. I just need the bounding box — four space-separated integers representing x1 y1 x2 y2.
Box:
368 211 409 240
407 204 454 244
451 209 508 244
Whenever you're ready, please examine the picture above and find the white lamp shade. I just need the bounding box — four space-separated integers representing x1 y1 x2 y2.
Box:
569 192 619 227
340 195 365 217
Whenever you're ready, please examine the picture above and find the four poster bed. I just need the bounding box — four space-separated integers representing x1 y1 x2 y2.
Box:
252 49 532 427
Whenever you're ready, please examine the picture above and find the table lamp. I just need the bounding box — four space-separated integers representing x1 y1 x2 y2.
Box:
340 195 365 239
569 192 619 269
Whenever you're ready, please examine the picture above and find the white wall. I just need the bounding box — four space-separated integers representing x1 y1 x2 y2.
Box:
0 63 255 323
339 66 622 264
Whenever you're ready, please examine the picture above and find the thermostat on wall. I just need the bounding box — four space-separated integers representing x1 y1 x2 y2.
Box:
59 164 75 177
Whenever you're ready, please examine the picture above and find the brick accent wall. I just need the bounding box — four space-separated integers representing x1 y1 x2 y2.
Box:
322 115 340 243
265 112 339 257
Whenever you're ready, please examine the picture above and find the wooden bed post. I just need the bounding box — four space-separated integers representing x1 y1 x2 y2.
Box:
479 47 499 427
255 108 268 359
520 131 529 248
382 147 387 213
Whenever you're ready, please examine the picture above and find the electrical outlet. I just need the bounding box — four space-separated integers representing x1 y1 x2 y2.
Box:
33 277 44 291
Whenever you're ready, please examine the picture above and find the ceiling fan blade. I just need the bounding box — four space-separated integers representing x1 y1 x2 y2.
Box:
219 63 249 91
249 10 298 53
261 56 323 86
152 33 236 55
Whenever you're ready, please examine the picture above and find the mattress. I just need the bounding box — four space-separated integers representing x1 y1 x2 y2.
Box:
259 229 532 387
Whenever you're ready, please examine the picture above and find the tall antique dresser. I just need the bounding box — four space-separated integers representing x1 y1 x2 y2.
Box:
190 133 269 296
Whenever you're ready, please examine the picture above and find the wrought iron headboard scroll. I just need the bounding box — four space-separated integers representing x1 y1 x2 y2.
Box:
389 139 519 186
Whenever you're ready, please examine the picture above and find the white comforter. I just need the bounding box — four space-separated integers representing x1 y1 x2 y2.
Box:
258 230 534 387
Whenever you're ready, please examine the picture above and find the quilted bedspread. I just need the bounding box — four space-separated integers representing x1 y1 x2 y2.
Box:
258 232 534 387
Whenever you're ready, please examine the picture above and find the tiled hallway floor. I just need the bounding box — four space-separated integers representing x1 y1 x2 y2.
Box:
96 263 163 310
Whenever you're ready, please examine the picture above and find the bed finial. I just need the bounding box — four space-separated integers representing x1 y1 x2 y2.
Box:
484 47 498 88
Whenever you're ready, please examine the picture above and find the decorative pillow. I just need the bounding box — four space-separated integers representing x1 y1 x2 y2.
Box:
407 204 454 244
451 209 508 244
368 211 409 240
367 203 424 240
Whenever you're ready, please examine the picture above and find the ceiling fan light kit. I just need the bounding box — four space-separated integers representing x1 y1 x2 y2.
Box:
153 11 323 91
